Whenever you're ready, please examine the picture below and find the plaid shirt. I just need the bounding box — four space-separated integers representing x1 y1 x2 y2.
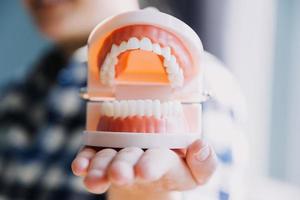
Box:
0 49 246 200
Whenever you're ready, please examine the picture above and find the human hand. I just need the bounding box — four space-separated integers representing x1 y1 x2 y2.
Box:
71 139 217 199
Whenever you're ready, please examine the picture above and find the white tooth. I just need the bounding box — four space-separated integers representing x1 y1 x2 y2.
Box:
127 37 140 49
119 41 127 54
100 78 106 85
163 59 169 68
128 100 137 116
152 43 162 55
111 57 118 67
169 55 177 65
168 73 177 82
103 55 111 68
107 79 114 86
167 102 173 116
174 101 182 116
102 63 110 73
137 100 145 116
108 66 115 78
113 101 121 118
140 37 153 51
101 55 112 75
106 102 114 116
178 68 184 85
100 78 107 85
162 102 169 117
145 100 152 116
101 103 106 115
110 44 119 57
100 72 107 84
153 100 161 118
162 47 171 60
167 62 179 74
101 102 110 116
120 101 128 118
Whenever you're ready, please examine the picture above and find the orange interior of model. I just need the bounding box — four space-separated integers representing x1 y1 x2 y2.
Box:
88 31 171 97
115 50 169 83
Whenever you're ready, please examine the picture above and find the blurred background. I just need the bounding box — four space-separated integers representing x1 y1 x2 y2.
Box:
0 0 299 199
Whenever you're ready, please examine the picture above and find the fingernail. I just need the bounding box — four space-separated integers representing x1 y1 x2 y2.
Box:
77 157 89 170
195 145 210 162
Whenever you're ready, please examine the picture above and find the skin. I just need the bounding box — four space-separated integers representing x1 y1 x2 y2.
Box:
72 140 217 200
23 0 218 199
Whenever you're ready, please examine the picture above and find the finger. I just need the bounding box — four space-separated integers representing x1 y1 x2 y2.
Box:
186 140 218 185
135 148 179 182
108 147 144 185
84 149 117 194
72 147 96 176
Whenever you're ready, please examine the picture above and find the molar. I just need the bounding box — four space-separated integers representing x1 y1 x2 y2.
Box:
119 41 127 54
162 46 171 60
110 44 119 57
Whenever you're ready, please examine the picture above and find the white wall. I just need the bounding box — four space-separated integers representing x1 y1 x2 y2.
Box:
223 0 276 176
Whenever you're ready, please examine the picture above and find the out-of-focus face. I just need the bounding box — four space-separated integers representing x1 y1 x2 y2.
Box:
24 0 139 44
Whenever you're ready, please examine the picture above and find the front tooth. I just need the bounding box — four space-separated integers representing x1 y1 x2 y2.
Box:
153 100 161 119
152 43 162 55
145 100 152 116
120 101 128 118
167 102 173 116
113 101 121 118
162 47 171 60
119 41 127 54
137 100 145 116
162 102 169 117
127 37 140 50
128 100 137 116
140 37 153 51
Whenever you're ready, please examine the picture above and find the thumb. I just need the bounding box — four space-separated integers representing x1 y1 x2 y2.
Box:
186 139 218 185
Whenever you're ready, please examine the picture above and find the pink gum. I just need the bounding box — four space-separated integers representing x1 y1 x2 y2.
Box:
97 25 193 80
97 115 188 134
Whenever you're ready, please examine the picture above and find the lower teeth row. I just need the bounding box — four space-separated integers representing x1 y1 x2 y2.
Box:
100 100 183 119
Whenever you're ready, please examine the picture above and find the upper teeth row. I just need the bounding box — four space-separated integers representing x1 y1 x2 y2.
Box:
100 100 183 119
100 37 184 88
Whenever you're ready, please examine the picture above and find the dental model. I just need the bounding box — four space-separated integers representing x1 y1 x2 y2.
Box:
82 9 207 148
